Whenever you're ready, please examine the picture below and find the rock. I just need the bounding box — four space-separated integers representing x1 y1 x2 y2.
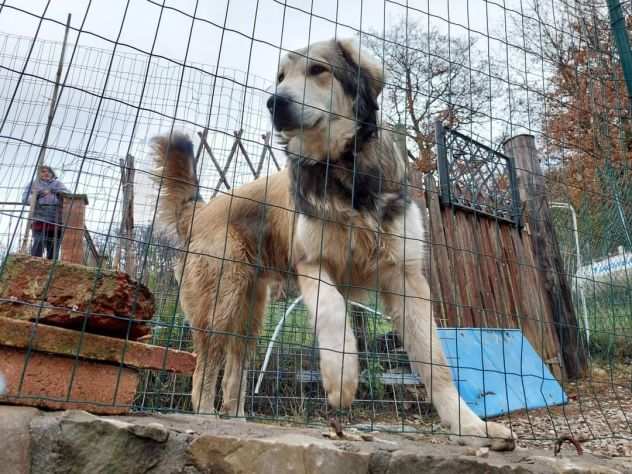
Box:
0 406 39 474
528 456 623 474
384 451 509 474
476 447 489 458
591 367 608 379
128 422 170 443
1 406 628 474
0 255 154 340
189 433 371 474
30 410 190 474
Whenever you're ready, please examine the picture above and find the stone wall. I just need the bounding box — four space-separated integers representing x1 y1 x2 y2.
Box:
1 406 628 474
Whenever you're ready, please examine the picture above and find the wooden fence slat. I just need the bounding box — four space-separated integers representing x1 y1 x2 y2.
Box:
454 211 480 327
409 173 444 325
467 214 488 327
499 224 524 328
442 206 473 326
425 178 459 326
409 151 574 379
486 219 513 329
475 218 501 328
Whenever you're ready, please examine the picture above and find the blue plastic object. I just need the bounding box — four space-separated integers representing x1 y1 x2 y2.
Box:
436 328 568 419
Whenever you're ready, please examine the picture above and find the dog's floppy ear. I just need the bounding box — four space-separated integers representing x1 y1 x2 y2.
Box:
336 38 384 99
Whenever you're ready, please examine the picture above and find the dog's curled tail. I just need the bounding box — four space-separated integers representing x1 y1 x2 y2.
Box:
151 132 201 243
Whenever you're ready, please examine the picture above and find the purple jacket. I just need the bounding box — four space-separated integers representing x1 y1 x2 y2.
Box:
22 178 69 224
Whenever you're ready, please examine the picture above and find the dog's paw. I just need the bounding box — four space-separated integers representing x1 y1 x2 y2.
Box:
192 408 221 418
452 421 516 452
484 421 517 451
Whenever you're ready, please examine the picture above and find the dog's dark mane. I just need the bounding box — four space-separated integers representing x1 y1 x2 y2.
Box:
287 44 408 224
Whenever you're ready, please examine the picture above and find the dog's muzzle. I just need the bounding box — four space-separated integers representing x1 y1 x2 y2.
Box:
267 93 297 131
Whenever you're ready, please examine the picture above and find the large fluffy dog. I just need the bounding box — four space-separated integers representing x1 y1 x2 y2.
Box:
152 38 514 449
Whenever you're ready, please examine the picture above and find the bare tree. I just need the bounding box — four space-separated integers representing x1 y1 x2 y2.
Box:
364 19 493 171
515 1 629 187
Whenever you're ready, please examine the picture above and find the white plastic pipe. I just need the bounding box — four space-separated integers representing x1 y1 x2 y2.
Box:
550 201 590 343
254 296 303 394
254 298 385 394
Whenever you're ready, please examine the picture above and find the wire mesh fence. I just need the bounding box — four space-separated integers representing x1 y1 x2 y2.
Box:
0 0 631 457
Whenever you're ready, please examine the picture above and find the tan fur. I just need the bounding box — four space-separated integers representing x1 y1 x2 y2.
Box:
152 39 515 450
151 135 201 241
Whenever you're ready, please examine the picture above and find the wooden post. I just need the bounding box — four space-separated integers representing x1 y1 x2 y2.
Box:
409 168 445 323
59 193 89 264
211 129 242 197
503 135 587 379
20 14 72 254
197 130 231 189
37 13 71 166
115 154 136 276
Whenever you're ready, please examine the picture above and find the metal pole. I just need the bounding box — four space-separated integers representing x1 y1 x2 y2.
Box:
607 0 632 103
550 202 590 343
604 1 632 248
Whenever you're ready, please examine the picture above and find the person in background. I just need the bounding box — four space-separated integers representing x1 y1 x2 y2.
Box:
22 165 69 259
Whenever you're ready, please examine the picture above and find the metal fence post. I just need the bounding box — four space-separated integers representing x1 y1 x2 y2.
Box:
607 0 632 104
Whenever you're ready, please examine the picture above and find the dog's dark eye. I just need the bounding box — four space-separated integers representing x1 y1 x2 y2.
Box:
309 64 327 76
277 72 285 83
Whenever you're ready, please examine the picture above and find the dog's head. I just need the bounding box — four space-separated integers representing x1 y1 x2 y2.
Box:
267 39 383 140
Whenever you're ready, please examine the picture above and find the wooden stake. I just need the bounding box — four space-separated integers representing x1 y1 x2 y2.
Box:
197 130 231 190
115 154 136 276
503 134 587 378
20 13 72 254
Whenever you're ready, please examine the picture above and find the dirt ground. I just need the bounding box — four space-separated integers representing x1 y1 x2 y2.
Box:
498 362 632 458
335 362 632 460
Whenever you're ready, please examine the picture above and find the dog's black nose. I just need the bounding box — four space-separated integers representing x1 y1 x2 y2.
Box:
267 94 296 131
266 94 290 112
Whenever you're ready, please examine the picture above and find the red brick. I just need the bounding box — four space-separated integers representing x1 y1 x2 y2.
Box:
60 193 88 264
0 346 137 415
0 317 195 374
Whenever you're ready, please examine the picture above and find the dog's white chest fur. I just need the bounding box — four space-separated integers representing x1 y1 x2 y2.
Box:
293 202 426 286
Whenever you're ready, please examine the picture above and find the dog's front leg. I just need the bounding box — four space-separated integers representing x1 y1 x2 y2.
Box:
381 268 515 450
296 262 359 409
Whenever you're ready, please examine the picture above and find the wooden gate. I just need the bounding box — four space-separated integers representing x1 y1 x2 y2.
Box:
412 127 587 380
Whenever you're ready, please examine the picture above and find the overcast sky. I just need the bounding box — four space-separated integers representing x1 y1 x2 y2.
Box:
0 0 544 248
0 0 528 83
